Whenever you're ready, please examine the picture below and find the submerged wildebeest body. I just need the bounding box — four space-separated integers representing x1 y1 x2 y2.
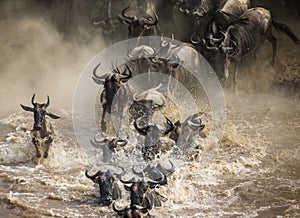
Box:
134 116 174 161
217 7 300 91
85 169 123 205
92 63 132 132
90 134 128 163
20 94 60 158
117 6 159 39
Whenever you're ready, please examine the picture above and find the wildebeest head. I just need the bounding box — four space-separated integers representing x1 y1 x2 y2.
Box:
190 34 226 80
120 172 165 207
134 116 174 160
179 0 220 18
148 35 181 73
113 198 151 218
132 160 175 185
170 112 205 143
117 6 158 38
20 94 60 131
93 63 132 112
133 83 166 109
85 169 123 205
90 134 128 163
92 63 132 86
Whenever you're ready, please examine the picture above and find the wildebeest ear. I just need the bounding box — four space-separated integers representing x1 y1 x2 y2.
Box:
20 104 34 112
46 112 60 119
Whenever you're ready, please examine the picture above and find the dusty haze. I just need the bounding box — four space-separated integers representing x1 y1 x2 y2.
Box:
0 0 299 118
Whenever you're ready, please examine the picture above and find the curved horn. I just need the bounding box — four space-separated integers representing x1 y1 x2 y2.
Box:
205 41 219 51
31 94 36 106
187 119 204 128
92 63 106 84
178 1 190 14
145 170 165 185
115 139 128 147
120 64 132 81
120 176 138 184
157 160 175 175
93 135 106 144
190 33 202 44
164 116 174 135
133 92 139 102
121 6 134 21
144 12 158 26
45 95 50 108
132 166 145 178
113 202 127 214
135 197 152 212
133 118 148 136
85 170 98 181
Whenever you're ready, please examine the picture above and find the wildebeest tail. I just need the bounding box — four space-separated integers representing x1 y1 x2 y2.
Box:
272 19 300 45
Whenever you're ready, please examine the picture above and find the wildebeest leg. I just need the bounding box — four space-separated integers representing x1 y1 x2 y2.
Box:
43 136 53 158
101 103 107 132
233 61 240 94
102 144 112 163
267 32 277 66
224 57 231 81
32 137 41 158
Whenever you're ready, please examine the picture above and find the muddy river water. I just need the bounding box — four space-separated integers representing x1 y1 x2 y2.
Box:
0 90 299 217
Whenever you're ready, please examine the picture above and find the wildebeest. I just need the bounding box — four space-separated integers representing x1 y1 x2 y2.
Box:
20 94 60 158
85 168 123 205
211 7 300 91
206 0 251 41
132 160 175 185
120 173 166 207
117 6 159 38
127 44 158 75
169 112 205 145
90 134 128 163
92 63 132 132
134 116 174 161
132 83 166 121
179 0 222 19
113 198 151 218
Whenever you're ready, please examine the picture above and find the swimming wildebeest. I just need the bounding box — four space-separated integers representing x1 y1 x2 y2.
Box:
131 83 166 122
20 94 60 158
90 134 128 163
132 160 175 185
85 168 124 205
169 112 205 144
113 198 152 218
134 116 174 161
120 172 166 208
92 63 132 132
117 6 159 38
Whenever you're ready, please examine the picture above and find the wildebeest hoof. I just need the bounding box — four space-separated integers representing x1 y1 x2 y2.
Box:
43 153 48 158
36 153 41 158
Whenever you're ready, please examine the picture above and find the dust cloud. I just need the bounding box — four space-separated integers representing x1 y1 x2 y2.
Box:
0 2 106 118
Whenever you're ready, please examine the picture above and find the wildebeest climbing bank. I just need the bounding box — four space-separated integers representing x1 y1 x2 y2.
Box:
0 1 299 217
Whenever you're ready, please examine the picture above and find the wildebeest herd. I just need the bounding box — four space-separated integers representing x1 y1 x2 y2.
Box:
20 1 299 217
